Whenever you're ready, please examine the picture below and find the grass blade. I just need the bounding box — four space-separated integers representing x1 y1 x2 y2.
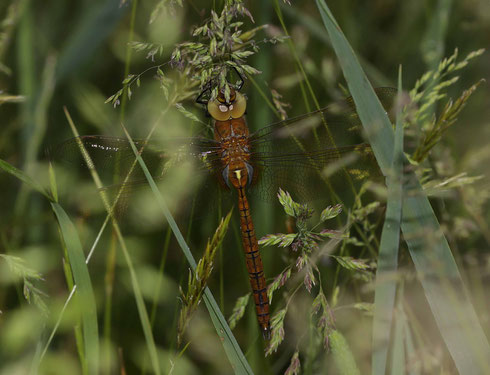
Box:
315 1 490 373
122 126 254 375
329 330 361 375
50 202 99 375
371 67 404 374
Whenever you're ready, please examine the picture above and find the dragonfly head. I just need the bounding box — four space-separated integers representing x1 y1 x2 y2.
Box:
217 87 236 104
208 87 247 121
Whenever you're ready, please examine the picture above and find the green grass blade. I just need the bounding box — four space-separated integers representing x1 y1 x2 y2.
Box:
0 158 51 200
39 215 109 369
50 202 99 375
371 68 404 374
122 126 254 375
329 330 361 375
315 1 490 373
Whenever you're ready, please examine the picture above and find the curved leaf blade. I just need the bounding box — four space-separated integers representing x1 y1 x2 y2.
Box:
51 202 99 374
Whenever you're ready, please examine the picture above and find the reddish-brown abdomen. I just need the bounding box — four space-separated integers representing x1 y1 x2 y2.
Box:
237 186 271 339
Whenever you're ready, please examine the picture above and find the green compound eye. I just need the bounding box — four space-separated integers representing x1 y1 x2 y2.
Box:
230 92 246 119
207 92 247 121
207 99 231 121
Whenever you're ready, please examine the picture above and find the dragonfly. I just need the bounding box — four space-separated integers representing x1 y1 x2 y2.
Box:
51 85 395 340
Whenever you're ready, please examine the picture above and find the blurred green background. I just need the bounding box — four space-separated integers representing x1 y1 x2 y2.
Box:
1 0 489 374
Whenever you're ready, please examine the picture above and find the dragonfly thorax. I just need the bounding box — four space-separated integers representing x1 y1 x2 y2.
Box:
219 138 253 189
214 117 254 190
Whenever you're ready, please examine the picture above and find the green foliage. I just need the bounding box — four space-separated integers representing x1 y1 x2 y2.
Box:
284 350 300 375
128 41 165 62
270 88 290 120
317 2 490 374
259 189 349 357
51 202 100 375
178 211 232 345
331 255 370 271
106 0 287 109
171 1 288 103
260 188 345 298
329 330 361 375
409 48 485 163
265 307 287 356
1 0 490 374
174 3 259 98
0 254 48 316
266 266 291 304
227 292 250 329
311 288 335 349
149 0 184 24
320 204 342 222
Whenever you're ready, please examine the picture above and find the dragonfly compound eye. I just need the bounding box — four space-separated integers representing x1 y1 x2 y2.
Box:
230 92 246 119
208 90 247 121
208 99 231 121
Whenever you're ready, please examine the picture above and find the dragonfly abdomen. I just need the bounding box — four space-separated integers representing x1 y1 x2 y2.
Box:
237 185 271 340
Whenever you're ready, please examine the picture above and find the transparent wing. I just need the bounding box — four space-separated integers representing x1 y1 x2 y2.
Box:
47 135 229 217
47 135 224 186
246 88 395 202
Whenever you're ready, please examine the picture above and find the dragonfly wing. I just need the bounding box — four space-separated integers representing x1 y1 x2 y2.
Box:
250 143 379 204
48 135 226 216
48 135 223 184
249 87 396 148
246 88 395 203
